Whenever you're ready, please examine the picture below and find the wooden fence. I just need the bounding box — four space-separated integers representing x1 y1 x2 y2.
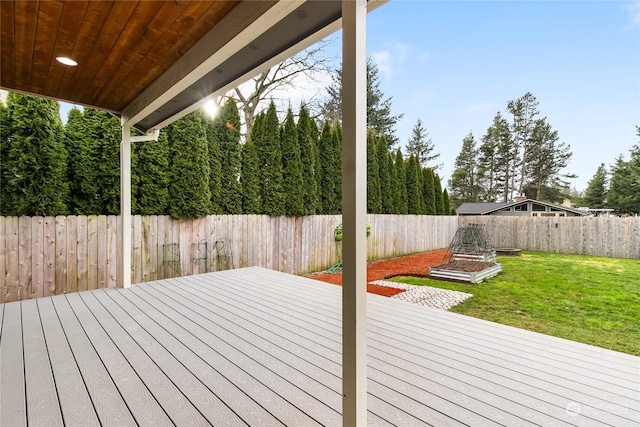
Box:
0 214 459 303
459 216 640 259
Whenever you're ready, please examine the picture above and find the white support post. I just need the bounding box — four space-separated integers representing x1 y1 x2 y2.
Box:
119 122 132 288
341 0 367 425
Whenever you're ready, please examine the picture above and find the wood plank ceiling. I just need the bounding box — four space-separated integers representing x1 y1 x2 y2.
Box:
1 1 240 113
1 1 383 131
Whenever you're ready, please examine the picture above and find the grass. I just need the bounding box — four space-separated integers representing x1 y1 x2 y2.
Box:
392 252 640 356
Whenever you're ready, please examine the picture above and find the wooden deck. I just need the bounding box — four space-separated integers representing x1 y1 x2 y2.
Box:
1 267 638 426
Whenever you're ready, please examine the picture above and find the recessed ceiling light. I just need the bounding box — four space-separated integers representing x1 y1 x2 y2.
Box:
56 56 78 66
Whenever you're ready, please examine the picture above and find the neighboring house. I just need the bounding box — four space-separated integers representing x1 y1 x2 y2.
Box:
456 197 588 217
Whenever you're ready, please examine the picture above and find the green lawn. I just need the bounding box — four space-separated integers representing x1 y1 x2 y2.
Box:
392 252 640 356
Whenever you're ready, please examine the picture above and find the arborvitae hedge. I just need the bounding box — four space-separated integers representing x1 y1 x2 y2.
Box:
423 167 436 215
240 139 261 214
394 148 408 214
367 130 382 214
2 93 68 216
377 135 394 213
167 111 210 219
318 121 339 214
256 102 285 216
297 106 318 215
433 173 444 215
442 188 452 216
135 129 169 215
281 110 304 216
215 98 242 214
406 154 423 214
65 108 96 214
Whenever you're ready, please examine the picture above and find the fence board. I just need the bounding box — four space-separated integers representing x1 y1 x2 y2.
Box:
54 217 66 295
107 216 117 287
87 216 98 291
75 216 87 293
0 216 5 304
156 216 165 279
31 217 44 299
132 216 142 284
96 216 107 288
43 217 55 297
19 216 32 301
147 215 157 281
5 217 19 302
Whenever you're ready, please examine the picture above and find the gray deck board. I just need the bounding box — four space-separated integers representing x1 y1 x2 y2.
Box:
195 272 560 426
78 291 209 426
91 289 247 427
111 287 313 427
128 283 340 426
64 292 174 426
21 299 63 427
37 297 100 426
1 302 26 427
133 282 342 407
51 295 137 426
1 266 639 426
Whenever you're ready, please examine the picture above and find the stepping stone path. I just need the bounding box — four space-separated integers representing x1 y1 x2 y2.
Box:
371 280 473 310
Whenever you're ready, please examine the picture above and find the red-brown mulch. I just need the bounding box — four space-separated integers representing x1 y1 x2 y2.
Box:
308 249 449 297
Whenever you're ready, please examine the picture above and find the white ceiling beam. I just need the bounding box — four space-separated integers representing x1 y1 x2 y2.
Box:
121 0 303 126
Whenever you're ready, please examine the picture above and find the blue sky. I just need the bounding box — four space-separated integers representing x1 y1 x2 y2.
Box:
357 0 640 192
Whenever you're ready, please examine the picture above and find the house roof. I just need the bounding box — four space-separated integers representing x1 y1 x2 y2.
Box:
456 199 588 216
1 0 384 131
455 202 513 215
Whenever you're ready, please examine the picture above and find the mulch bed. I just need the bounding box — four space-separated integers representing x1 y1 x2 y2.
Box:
308 249 449 297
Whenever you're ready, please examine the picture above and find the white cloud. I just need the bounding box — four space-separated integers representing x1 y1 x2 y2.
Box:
371 50 393 80
628 1 640 26
371 42 413 81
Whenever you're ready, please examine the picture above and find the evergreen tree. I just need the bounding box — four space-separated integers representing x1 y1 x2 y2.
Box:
203 114 223 214
297 105 318 215
442 189 452 215
524 118 574 201
167 111 210 219
82 108 124 214
215 98 242 214
2 93 68 216
433 173 444 215
367 130 382 213
422 167 436 215
377 135 394 213
255 102 285 216
406 119 440 169
0 101 10 214
63 108 86 213
394 148 408 214
481 112 514 202
134 129 169 215
333 122 343 213
405 154 423 214
583 163 607 209
607 139 640 214
318 121 339 214
323 58 403 147
281 109 304 216
388 151 401 214
448 132 482 206
240 139 261 214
